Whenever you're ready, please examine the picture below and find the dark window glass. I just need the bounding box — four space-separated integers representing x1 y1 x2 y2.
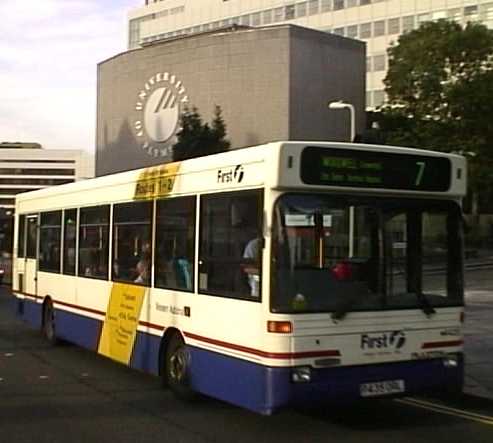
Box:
79 206 109 280
0 168 75 175
199 191 262 300
18 215 25 258
63 209 77 275
271 194 463 314
39 211 62 273
155 197 196 291
0 178 73 185
112 201 152 286
26 215 38 259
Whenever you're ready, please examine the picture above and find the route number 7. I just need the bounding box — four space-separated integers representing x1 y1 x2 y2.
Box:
415 161 426 186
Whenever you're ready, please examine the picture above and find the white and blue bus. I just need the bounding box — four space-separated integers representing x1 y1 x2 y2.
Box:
12 141 466 414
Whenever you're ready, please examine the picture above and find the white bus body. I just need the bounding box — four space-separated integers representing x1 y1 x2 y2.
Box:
12 142 466 414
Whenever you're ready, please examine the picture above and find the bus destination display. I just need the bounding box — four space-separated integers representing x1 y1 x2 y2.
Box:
301 146 452 192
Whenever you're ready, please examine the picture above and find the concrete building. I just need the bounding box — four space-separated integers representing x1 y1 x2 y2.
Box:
128 0 493 109
97 24 365 176
0 144 94 283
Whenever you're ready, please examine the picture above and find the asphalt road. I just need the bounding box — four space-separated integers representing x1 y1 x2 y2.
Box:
1 271 493 443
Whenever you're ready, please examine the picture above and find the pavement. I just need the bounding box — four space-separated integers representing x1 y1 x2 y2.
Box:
455 246 493 401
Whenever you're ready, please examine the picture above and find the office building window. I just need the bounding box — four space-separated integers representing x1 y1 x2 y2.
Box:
251 12 261 26
402 15 415 33
320 0 331 13
308 0 319 15
374 20 385 37
366 56 372 72
481 3 493 28
432 10 447 20
417 13 431 26
448 8 462 23
297 2 308 17
360 22 372 39
285 4 295 20
464 5 478 21
240 14 250 26
373 54 386 71
388 17 400 34
273 7 284 22
373 90 385 107
366 90 372 108
263 10 273 24
347 25 358 38
360 0 371 5
347 0 357 7
334 0 344 10
333 27 345 36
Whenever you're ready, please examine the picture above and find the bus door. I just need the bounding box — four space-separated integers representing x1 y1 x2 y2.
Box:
24 214 39 297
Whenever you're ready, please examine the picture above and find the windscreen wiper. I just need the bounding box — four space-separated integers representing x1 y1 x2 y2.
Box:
330 283 368 321
416 292 436 317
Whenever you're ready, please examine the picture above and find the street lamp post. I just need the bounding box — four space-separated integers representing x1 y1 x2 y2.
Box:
328 100 356 257
328 100 355 142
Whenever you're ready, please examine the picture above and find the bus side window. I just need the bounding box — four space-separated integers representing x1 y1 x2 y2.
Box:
39 211 62 273
154 196 196 292
112 200 152 286
78 205 110 280
199 190 262 300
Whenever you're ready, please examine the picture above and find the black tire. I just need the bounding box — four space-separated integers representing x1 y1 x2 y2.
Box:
164 333 195 400
42 300 58 345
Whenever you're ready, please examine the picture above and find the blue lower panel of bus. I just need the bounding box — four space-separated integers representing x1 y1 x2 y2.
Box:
55 309 101 350
21 299 43 329
188 346 463 415
15 297 463 415
131 331 161 375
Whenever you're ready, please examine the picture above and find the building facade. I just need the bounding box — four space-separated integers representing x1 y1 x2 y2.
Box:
97 25 365 176
0 144 94 283
128 0 493 109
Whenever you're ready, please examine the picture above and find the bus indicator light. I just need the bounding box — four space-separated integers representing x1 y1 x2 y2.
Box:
267 321 293 334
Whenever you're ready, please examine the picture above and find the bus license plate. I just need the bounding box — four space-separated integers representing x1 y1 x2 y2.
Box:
360 380 405 397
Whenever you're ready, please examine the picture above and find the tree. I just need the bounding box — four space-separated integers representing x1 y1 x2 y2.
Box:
172 105 231 161
379 20 493 213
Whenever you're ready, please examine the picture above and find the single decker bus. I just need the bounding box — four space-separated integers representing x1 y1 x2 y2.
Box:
12 141 466 414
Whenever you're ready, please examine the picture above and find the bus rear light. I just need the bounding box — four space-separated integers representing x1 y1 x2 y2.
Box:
267 321 293 334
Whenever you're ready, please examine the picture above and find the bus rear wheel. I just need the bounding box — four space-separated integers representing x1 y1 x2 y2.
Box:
164 333 195 400
42 300 58 345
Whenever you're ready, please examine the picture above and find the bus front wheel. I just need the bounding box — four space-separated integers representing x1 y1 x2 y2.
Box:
164 333 195 400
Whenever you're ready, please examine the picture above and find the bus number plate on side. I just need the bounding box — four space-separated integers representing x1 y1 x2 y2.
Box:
360 380 405 397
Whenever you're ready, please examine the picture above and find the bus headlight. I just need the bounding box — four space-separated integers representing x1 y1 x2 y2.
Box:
443 354 459 368
291 366 312 383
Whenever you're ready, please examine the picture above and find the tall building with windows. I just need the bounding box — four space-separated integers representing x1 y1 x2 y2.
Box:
128 0 493 108
0 143 94 283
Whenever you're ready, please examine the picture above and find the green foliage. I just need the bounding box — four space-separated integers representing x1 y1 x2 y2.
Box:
379 20 493 207
173 105 231 161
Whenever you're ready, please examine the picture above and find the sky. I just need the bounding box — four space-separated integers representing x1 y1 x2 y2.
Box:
0 0 139 153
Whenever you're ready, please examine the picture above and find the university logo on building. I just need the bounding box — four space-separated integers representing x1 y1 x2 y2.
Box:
134 72 189 158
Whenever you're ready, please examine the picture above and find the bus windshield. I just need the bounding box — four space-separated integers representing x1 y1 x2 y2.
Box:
271 194 464 315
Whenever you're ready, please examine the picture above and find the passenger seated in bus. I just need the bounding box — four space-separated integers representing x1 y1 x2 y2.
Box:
134 259 149 284
173 241 192 290
242 237 261 297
